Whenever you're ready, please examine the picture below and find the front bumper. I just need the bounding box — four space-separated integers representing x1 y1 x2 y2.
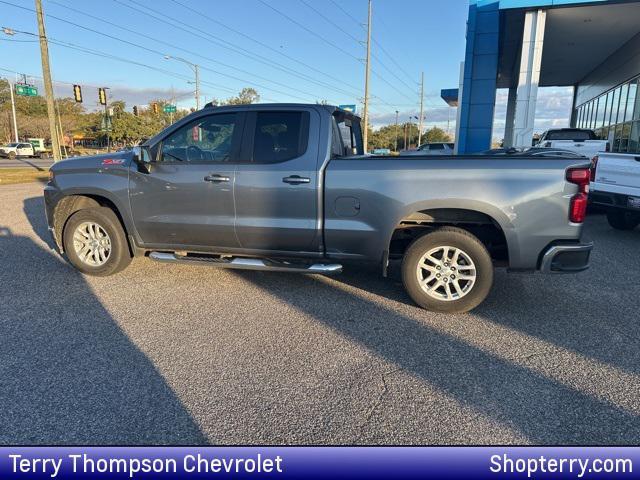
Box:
539 241 593 273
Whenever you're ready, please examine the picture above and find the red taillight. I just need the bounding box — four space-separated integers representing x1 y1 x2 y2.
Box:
566 167 590 223
590 155 598 182
569 193 588 223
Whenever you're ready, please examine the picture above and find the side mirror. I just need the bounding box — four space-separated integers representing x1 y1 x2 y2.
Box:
132 145 152 173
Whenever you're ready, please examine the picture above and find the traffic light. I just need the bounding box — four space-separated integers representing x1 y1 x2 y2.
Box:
152 102 159 114
73 84 82 103
98 87 107 105
133 105 139 116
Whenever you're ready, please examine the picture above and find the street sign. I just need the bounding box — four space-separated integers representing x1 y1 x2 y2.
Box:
15 84 38 97
163 105 177 113
339 104 357 113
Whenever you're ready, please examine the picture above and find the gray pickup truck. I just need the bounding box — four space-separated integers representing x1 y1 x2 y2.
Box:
44 103 592 313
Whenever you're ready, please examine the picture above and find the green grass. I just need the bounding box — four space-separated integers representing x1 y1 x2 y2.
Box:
0 168 50 185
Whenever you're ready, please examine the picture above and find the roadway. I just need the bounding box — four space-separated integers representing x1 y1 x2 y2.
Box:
1 182 639 445
0 156 54 169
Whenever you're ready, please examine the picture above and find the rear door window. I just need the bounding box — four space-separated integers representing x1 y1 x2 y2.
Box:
252 111 309 163
546 130 594 141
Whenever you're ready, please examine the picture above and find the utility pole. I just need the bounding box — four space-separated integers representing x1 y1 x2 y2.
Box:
165 55 199 110
362 0 372 153
35 0 61 161
403 122 408 150
394 110 399 152
9 80 18 142
194 64 200 110
418 71 425 147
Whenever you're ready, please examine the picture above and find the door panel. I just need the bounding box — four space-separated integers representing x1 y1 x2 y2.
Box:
234 109 321 252
129 163 236 247
129 112 242 249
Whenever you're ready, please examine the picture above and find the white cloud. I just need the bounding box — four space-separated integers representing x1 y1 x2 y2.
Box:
492 87 573 140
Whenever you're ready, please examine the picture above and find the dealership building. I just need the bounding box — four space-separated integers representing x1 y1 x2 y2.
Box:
452 0 640 154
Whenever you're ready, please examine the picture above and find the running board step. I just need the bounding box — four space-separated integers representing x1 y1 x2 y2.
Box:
149 252 342 275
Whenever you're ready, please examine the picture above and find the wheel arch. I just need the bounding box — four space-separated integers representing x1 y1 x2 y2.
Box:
385 203 515 271
52 192 135 255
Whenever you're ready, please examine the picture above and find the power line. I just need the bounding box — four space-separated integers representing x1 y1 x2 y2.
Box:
328 0 417 85
166 0 363 97
298 0 416 94
257 0 361 61
298 0 362 44
111 0 344 102
1 26 272 101
1 0 330 103
261 0 414 107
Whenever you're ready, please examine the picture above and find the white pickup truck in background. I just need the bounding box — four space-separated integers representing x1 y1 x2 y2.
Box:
0 139 50 159
590 152 640 230
536 128 609 159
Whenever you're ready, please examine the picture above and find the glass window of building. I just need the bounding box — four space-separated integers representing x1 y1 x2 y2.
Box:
610 87 621 126
596 95 605 128
624 81 637 123
604 91 613 127
618 84 629 125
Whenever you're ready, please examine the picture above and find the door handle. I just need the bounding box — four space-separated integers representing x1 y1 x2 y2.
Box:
204 174 230 182
283 175 310 185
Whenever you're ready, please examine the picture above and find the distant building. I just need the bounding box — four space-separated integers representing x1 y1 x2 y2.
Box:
454 0 640 154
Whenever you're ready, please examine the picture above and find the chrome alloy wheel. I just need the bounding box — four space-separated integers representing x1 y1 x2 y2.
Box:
416 245 477 301
73 221 111 267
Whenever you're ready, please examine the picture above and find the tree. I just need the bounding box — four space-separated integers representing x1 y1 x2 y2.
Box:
209 88 261 106
422 127 452 144
0 80 261 147
226 87 260 105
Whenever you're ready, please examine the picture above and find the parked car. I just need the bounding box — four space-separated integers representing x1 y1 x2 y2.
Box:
403 142 455 156
44 104 592 313
590 152 640 230
0 140 50 159
535 128 609 158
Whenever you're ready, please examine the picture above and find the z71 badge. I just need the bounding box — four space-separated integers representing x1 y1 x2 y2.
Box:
101 158 125 165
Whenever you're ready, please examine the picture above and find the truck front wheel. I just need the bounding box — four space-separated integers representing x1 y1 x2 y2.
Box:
62 207 132 276
8 151 16 160
401 227 494 313
606 210 640 230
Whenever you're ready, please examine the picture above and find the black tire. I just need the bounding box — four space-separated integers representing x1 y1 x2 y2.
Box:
606 210 640 231
8 151 16 160
63 207 132 276
401 227 494 313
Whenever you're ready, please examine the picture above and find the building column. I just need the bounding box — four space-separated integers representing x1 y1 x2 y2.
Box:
503 87 517 148
512 9 546 148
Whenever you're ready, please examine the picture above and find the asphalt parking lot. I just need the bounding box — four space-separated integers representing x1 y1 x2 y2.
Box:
1 182 639 445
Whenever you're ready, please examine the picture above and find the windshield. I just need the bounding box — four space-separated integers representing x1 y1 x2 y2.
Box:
6 143 19 147
546 130 596 141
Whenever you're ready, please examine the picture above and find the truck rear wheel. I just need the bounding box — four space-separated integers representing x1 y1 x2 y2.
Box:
606 210 640 230
62 207 132 276
401 227 494 313
8 151 16 160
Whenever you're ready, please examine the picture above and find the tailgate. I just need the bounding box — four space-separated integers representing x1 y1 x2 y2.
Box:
595 153 640 191
548 140 606 154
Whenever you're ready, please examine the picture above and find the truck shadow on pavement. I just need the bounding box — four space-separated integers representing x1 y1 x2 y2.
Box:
234 253 640 444
0 220 206 444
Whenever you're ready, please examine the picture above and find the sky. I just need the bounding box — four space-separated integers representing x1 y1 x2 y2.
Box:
0 0 572 137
